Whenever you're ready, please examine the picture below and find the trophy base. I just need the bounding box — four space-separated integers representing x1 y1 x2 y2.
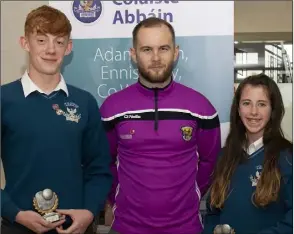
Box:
43 212 60 223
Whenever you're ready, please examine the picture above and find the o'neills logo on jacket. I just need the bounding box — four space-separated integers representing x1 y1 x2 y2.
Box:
124 114 141 119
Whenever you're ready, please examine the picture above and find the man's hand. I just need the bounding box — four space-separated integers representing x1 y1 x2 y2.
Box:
15 210 65 234
55 209 94 234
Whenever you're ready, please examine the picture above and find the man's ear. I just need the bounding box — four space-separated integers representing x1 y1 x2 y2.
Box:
130 47 137 64
19 36 30 52
174 45 179 62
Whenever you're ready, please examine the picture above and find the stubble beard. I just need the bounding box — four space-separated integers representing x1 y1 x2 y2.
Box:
137 61 174 84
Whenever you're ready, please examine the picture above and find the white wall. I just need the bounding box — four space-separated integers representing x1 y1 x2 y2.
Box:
1 1 46 85
235 1 292 33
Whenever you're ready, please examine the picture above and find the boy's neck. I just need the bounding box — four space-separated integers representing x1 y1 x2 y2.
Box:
28 65 61 94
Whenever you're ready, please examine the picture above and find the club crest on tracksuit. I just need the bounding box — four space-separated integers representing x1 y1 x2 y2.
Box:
181 126 193 141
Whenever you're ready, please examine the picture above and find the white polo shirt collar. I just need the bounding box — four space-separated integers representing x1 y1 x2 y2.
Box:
247 137 264 155
21 70 69 97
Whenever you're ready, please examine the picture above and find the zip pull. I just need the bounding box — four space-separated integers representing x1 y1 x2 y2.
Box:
154 88 159 130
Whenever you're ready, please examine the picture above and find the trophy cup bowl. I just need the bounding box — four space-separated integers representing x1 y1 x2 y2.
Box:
214 224 235 234
33 188 61 223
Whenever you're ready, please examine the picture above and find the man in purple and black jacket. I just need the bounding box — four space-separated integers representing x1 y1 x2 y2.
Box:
100 17 221 234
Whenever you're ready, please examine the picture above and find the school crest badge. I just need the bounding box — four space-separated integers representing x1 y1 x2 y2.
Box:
249 165 262 187
52 102 81 123
181 126 193 141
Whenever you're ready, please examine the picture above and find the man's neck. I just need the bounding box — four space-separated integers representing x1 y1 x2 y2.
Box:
139 76 172 89
28 66 61 94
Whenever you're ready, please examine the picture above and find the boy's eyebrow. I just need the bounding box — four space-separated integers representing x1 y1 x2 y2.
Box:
36 33 46 36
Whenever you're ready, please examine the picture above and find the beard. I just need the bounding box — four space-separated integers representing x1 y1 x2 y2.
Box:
137 60 174 84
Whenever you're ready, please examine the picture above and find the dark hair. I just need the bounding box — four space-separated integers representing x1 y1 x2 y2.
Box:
132 17 175 47
210 73 292 208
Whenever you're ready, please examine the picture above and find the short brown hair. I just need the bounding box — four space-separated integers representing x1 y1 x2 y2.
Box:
25 5 72 37
132 17 175 47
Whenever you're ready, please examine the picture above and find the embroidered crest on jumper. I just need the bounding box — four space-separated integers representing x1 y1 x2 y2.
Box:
181 126 193 141
249 165 263 187
52 103 81 123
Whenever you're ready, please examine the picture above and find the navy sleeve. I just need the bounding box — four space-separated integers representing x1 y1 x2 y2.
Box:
257 152 293 234
202 194 221 234
202 150 225 234
1 190 21 222
82 94 113 216
1 103 21 222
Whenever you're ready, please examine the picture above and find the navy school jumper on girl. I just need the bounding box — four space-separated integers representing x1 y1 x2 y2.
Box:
203 147 292 234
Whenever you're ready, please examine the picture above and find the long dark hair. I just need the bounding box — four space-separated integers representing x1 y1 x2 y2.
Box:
210 74 292 208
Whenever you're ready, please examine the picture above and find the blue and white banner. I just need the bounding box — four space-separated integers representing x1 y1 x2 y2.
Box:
49 0 234 146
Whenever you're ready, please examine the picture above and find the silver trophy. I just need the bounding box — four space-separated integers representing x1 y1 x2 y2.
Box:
33 188 61 222
214 224 235 234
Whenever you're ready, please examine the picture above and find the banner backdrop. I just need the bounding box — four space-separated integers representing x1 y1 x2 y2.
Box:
49 0 234 146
